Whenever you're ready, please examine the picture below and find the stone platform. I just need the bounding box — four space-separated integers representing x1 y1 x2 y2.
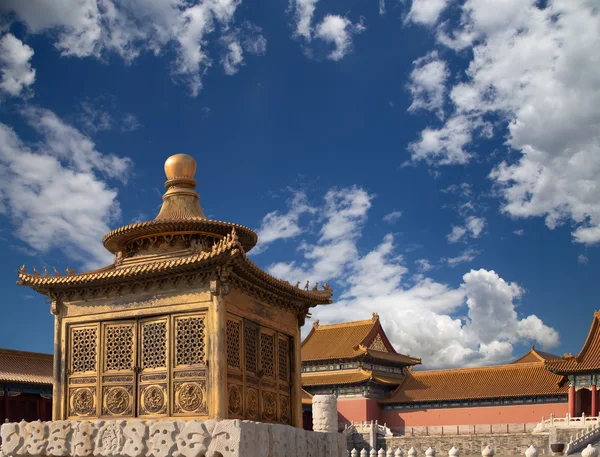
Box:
0 419 346 457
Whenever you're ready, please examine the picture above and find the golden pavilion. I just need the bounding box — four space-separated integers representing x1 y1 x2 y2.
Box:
17 153 332 426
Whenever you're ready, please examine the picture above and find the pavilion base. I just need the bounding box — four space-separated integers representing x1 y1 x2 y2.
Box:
0 419 346 457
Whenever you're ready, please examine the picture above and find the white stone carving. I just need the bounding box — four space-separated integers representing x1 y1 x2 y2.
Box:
448 447 460 457
123 421 148 457
0 419 346 457
408 448 417 457
312 395 338 433
525 445 538 457
425 448 435 457
582 444 599 457
175 420 215 457
481 446 494 457
395 449 403 457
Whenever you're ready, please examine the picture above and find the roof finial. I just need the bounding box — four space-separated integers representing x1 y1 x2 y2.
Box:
155 154 207 221
532 344 536 350
372 312 379 321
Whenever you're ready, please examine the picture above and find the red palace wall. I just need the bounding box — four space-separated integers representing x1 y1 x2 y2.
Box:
380 402 569 427
338 398 382 424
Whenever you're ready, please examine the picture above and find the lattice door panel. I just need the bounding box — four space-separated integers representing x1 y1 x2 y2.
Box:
100 321 136 417
172 313 208 417
67 324 99 419
226 315 244 419
138 317 168 417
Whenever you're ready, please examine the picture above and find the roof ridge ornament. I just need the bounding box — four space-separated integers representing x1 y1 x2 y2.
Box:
155 154 207 221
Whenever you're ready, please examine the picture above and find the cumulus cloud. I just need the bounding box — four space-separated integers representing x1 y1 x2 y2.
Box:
383 210 402 224
407 51 448 119
0 107 130 269
290 0 364 61
0 33 35 99
0 0 264 96
260 186 558 367
406 0 449 26
406 0 600 245
253 191 315 254
447 216 486 243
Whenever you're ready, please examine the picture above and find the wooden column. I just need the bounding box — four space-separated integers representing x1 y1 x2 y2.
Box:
569 385 576 417
592 385 598 417
292 321 303 428
3 387 8 422
209 279 228 420
51 300 61 420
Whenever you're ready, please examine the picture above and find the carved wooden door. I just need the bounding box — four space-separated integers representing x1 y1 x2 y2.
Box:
100 321 137 417
226 316 244 418
243 320 260 421
277 333 291 424
172 313 208 416
67 323 99 419
138 317 169 417
259 327 278 423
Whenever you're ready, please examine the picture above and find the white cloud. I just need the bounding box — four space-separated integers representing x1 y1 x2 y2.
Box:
221 39 244 75
76 96 141 134
407 51 449 119
407 0 600 245
447 216 486 243
220 23 267 75
0 107 130 269
253 191 315 254
383 210 402 223
1 0 262 96
406 0 449 26
415 258 434 272
0 33 35 98
444 247 478 267
447 225 467 243
290 0 364 61
578 254 589 265
513 229 524 236
379 0 386 16
260 186 558 367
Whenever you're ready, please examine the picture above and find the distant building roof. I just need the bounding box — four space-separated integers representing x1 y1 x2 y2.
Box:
301 313 420 365
303 369 406 387
511 345 561 364
380 361 568 404
547 311 600 374
0 348 53 385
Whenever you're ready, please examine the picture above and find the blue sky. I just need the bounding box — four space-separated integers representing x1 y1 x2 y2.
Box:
0 0 598 368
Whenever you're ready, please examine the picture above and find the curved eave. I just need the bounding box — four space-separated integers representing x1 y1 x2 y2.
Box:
17 238 333 307
102 218 258 254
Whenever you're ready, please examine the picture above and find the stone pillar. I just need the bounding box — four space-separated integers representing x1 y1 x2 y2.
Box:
569 386 576 417
51 300 61 420
312 394 338 432
593 385 598 417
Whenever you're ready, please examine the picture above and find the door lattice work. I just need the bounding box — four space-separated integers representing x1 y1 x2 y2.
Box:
142 321 167 369
260 332 275 379
244 323 258 375
138 318 168 417
226 320 241 369
176 316 206 366
104 325 134 371
278 336 289 381
71 327 97 373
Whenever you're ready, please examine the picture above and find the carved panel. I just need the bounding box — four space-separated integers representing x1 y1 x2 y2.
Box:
102 385 133 416
245 387 259 420
226 319 241 370
142 320 167 369
260 332 275 379
278 335 289 382
69 387 96 417
244 322 258 375
70 377 96 385
369 333 387 352
139 384 167 415
278 394 290 424
174 381 207 415
175 316 206 366
228 383 243 417
71 326 97 373
104 324 134 372
261 390 277 422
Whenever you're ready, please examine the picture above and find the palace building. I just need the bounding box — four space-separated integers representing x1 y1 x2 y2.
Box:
17 153 332 426
301 312 600 429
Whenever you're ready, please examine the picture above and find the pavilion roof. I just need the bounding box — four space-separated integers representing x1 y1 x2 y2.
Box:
301 314 420 365
0 348 53 385
302 368 406 387
511 345 561 364
380 361 568 404
546 311 600 374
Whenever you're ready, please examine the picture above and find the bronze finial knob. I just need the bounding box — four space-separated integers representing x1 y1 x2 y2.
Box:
164 154 196 180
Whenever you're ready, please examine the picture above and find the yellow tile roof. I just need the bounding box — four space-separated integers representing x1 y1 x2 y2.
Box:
380 361 568 404
0 349 53 385
302 388 314 405
301 314 420 365
302 369 406 387
511 346 560 364
546 311 600 374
